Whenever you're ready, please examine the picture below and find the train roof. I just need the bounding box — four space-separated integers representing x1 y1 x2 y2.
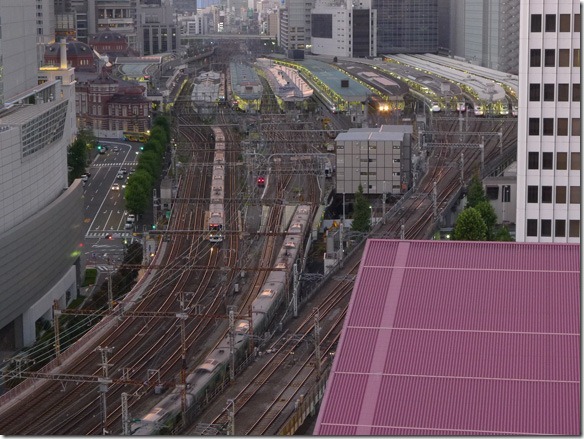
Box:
386 54 507 102
298 59 370 102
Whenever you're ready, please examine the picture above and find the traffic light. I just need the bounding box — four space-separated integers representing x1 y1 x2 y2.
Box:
151 224 157 230
140 145 144 151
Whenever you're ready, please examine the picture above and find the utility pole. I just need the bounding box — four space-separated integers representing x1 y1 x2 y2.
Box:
314 308 321 381
480 135 485 174
97 346 113 435
400 223 405 240
228 306 236 382
177 293 190 420
432 181 438 220
381 181 386 224
460 152 465 188
292 261 299 317
53 300 61 360
227 399 235 435
108 271 113 312
121 392 130 435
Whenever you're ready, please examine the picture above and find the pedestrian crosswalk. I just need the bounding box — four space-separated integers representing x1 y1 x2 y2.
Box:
86 231 132 239
90 162 138 168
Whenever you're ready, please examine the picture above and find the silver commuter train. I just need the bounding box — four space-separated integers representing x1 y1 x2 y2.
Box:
132 204 312 435
208 127 225 243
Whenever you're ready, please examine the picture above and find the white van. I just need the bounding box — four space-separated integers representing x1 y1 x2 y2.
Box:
125 214 136 229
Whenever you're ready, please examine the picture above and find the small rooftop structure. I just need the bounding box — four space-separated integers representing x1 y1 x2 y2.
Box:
315 239 580 436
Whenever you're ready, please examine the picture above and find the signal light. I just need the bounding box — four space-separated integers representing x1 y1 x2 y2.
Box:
151 224 157 230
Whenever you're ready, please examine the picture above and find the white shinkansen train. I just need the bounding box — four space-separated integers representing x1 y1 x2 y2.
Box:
131 205 312 436
208 127 225 243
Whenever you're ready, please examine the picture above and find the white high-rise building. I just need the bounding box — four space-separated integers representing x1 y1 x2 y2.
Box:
516 0 581 242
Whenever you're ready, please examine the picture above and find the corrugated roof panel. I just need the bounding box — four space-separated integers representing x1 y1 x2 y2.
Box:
315 240 580 436
369 375 580 435
318 373 369 425
334 328 379 373
382 329 579 381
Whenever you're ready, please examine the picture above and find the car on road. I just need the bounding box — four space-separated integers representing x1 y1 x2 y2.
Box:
81 173 90 182
125 214 136 229
120 167 127 174
117 172 124 179
112 146 119 152
111 182 120 191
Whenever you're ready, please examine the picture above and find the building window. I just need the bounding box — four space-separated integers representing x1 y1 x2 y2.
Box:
544 49 555 67
541 152 553 169
559 14 570 32
558 83 569 101
527 219 538 236
569 220 580 237
541 186 553 203
557 152 567 170
543 118 554 135
531 14 542 32
540 220 552 237
545 14 556 32
569 186 580 204
573 49 580 68
573 83 580 102
529 83 540 101
543 84 554 101
527 186 538 203
557 118 568 136
572 118 581 136
575 14 581 32
556 186 567 204
529 118 539 136
555 220 566 237
486 186 499 200
530 49 541 67
559 49 570 67
571 152 581 170
528 151 539 169
502 185 511 203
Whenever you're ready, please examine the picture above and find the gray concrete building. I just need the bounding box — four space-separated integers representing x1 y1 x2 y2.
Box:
373 0 438 55
449 0 520 74
0 1 82 349
335 125 413 196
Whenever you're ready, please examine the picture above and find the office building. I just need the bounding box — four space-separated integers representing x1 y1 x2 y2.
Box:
449 0 520 74
515 0 580 242
373 0 438 54
311 0 377 58
0 2 82 349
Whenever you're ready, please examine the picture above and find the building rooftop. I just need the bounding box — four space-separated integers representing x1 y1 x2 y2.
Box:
336 124 413 142
315 239 580 436
300 58 370 102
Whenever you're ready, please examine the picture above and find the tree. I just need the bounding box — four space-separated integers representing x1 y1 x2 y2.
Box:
474 200 498 240
67 138 88 182
125 182 150 214
466 174 487 208
452 207 487 241
494 225 514 241
351 185 371 233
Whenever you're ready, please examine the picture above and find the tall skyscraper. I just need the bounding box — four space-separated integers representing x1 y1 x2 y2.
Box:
449 0 520 74
515 0 581 242
0 1 82 349
372 0 438 54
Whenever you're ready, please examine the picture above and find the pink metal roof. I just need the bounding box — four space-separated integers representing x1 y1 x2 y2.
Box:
315 240 580 435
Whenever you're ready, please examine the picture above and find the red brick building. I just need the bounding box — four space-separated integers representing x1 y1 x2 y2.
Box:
88 30 137 58
76 68 150 134
44 40 97 72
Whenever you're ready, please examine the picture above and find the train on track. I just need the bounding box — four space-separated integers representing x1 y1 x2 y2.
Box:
131 204 312 435
207 127 225 243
